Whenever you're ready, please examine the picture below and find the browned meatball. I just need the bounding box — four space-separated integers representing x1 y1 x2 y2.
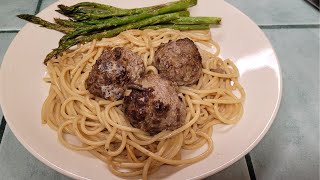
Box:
154 38 202 86
86 47 145 100
124 74 186 135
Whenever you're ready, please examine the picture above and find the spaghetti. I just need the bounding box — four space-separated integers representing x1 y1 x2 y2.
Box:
41 29 245 179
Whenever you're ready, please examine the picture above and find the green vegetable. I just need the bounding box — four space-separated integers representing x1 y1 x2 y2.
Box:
54 16 221 29
170 17 221 25
44 11 189 64
56 5 118 20
17 0 222 65
59 0 196 43
57 0 197 20
54 18 87 28
142 24 210 30
17 14 73 33
57 3 119 15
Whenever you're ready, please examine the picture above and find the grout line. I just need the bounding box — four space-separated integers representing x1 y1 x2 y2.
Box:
0 117 6 144
34 0 44 15
0 30 20 33
259 24 320 29
245 153 256 180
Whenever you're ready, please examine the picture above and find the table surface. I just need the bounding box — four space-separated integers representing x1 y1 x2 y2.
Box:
0 0 319 180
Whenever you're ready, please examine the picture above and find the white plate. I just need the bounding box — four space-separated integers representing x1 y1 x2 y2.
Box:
0 0 282 179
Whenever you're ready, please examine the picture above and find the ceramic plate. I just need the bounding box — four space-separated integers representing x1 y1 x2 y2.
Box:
0 0 282 179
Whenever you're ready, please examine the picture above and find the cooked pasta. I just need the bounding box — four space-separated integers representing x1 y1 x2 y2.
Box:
41 29 245 179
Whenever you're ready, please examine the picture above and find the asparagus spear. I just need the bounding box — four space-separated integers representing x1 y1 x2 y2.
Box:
56 5 117 19
54 18 88 28
57 3 119 15
17 14 73 33
44 11 189 64
59 0 195 43
170 17 221 24
58 0 197 20
142 24 210 30
55 16 221 29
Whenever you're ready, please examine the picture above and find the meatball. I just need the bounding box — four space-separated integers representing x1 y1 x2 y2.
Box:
86 47 145 100
154 38 202 86
124 74 186 135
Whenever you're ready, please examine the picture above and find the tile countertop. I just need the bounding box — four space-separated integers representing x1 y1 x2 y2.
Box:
0 0 319 180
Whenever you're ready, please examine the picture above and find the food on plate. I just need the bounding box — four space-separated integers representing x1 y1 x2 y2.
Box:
141 24 210 30
154 38 202 86
86 47 144 101
17 0 221 63
18 0 245 179
56 0 197 20
41 28 245 180
124 74 186 135
54 17 220 28
44 11 190 64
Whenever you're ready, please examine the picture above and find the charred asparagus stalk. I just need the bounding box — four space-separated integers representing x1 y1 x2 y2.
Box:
55 16 221 28
17 14 73 33
44 11 189 64
170 17 221 24
54 18 87 28
57 3 119 15
59 0 195 43
142 24 210 30
57 0 197 20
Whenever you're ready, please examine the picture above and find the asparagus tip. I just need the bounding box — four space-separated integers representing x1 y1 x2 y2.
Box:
53 17 64 22
57 4 68 10
17 14 33 21
44 49 59 65
57 4 73 14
